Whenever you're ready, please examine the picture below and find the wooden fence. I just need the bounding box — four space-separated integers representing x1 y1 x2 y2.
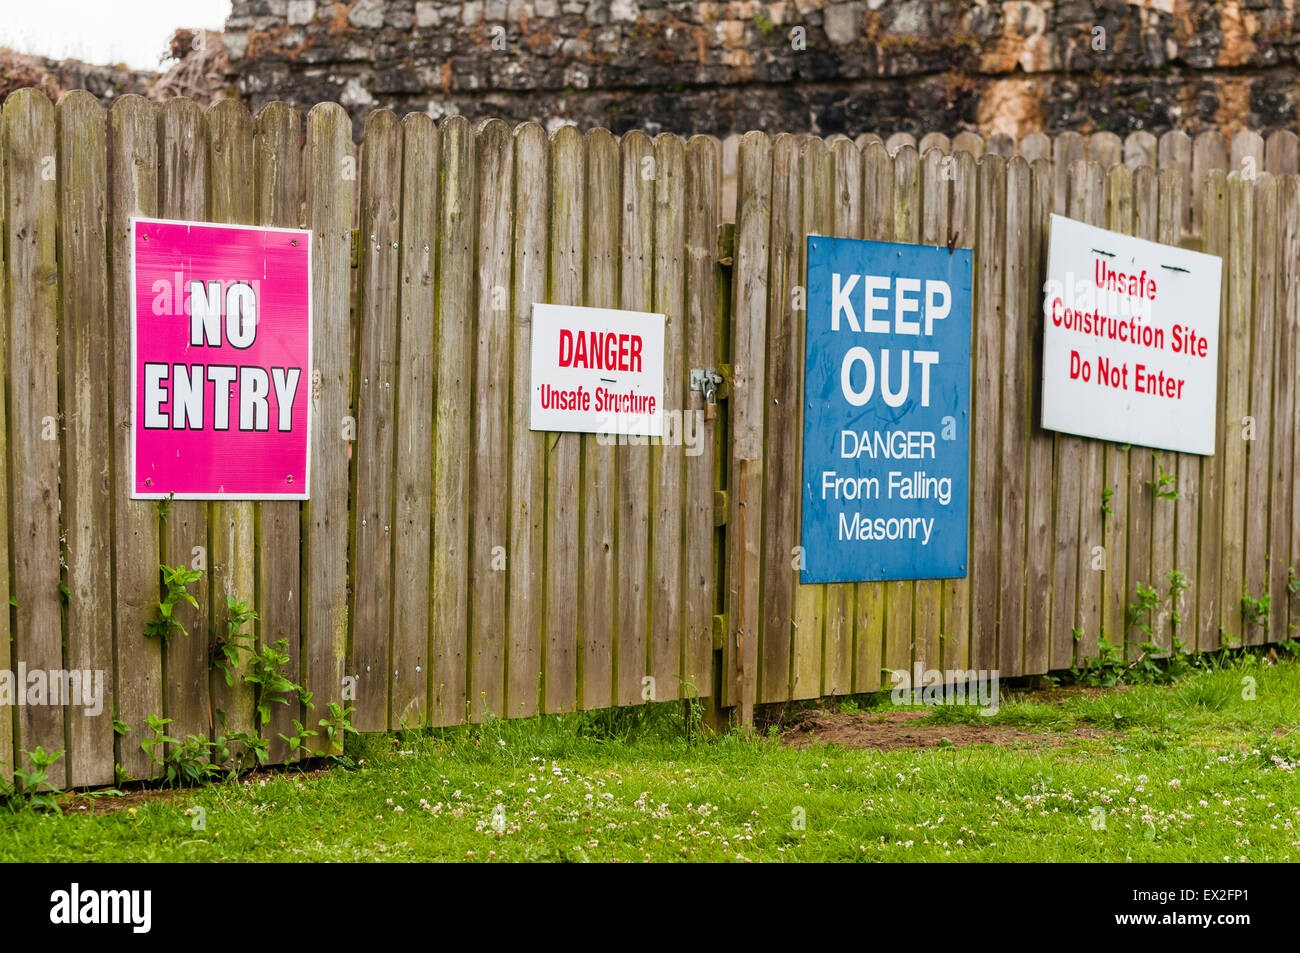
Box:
2 86 1296 786
0 89 721 787
723 127 1300 713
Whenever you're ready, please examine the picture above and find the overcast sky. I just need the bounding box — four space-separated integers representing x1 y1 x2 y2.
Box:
0 0 231 71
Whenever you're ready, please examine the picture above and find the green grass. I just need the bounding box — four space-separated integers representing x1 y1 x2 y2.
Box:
3 657 1299 862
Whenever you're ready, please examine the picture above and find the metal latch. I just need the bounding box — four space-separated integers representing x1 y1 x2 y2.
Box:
690 367 723 403
691 366 725 421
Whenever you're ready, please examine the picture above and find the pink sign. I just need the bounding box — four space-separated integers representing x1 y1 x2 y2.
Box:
132 218 312 499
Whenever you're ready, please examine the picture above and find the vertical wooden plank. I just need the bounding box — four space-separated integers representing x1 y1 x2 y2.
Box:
944 148 976 673
1052 132 1086 222
206 99 258 741
1219 173 1252 647
156 97 211 749
1152 166 1184 654
851 140 892 693
756 134 797 702
468 119 512 720
1197 170 1229 652
1124 166 1158 659
1156 130 1192 233
720 132 740 224
390 112 437 728
1089 131 1122 168
884 146 922 676
253 101 306 758
917 147 949 675
0 96 8 787
542 125 582 714
1047 154 1083 671
792 137 828 701
1271 176 1299 645
1230 131 1265 181
885 132 916 156
1264 131 1298 177
301 103 353 745
506 122 548 717
724 130 771 719
918 132 950 156
1101 164 1133 660
0 93 60 779
650 133 686 702
578 128 617 710
57 92 114 786
1242 172 1275 647
683 135 719 693
970 153 1004 672
614 130 653 709
1020 133 1051 163
1163 166 1200 654
1124 131 1157 171
1023 156 1053 675
952 132 985 158
349 110 402 731
1191 132 1228 237
822 138 860 697
987 133 1016 158
1075 161 1106 661
431 115 474 723
998 155 1031 678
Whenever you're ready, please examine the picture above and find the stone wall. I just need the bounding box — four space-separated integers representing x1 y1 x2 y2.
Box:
215 0 1300 140
0 50 156 106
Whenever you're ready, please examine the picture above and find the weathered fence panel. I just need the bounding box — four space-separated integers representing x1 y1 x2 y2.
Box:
4 95 1300 780
725 128 1300 721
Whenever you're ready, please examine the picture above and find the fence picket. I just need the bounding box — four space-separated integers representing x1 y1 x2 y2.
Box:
542 125 582 714
1243 173 1276 648
301 103 353 747
57 92 114 787
682 135 719 693
431 116 475 723
206 98 258 741
792 136 826 700
350 110 402 731
1101 164 1133 661
468 119 513 720
615 130 652 709
650 133 687 702
506 123 548 718
389 112 437 729
253 101 306 758
156 97 211 753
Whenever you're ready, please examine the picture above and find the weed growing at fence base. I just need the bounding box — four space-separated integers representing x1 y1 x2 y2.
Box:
3 658 1298 862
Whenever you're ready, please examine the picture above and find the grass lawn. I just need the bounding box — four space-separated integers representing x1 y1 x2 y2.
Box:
3 654 1298 862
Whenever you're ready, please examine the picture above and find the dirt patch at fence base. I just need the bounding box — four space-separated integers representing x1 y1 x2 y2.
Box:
778 708 1097 751
58 765 335 815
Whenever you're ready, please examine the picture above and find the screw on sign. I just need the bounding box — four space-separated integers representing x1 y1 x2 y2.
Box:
1041 214 1222 455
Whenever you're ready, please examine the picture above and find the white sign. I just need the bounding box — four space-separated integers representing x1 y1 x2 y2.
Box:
1042 214 1222 455
529 303 665 436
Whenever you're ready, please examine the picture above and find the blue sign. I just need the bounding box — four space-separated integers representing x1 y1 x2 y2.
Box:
800 236 972 583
